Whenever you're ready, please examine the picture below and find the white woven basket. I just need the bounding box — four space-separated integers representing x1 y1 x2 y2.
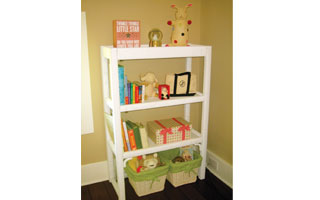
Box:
167 167 199 187
128 175 167 197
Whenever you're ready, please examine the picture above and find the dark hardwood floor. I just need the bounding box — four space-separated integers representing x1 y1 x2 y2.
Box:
82 169 232 200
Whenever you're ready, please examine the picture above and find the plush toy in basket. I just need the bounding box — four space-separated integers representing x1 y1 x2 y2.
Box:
125 153 169 197
128 153 165 173
172 145 193 163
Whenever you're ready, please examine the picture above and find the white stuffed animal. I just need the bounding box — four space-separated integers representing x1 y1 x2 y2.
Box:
140 72 158 98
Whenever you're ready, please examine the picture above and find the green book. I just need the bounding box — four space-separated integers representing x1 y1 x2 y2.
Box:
126 120 142 149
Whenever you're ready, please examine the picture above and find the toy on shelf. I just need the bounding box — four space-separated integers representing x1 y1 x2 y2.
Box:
158 84 170 100
148 29 163 47
140 72 159 98
166 4 192 46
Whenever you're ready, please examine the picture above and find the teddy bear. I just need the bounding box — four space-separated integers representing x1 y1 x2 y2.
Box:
166 4 192 46
135 153 161 173
140 72 159 98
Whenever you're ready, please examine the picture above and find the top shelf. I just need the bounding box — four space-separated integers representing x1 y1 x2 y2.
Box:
101 44 211 60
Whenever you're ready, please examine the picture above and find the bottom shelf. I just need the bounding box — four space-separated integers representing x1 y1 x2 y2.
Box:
122 129 202 159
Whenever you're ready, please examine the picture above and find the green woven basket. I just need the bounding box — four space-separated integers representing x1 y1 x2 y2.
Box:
124 157 169 196
158 148 202 187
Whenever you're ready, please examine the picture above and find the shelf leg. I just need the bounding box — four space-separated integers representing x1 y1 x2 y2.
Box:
106 140 115 182
184 57 192 121
199 47 212 180
115 157 126 200
109 48 126 200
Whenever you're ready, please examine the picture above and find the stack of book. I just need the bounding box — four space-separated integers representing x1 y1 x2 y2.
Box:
121 120 149 152
119 65 145 105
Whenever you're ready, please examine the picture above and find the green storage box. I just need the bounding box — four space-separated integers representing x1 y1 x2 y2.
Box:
124 157 169 196
159 148 202 187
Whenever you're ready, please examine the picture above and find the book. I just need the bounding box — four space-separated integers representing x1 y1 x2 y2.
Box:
127 82 131 104
180 145 194 161
113 20 140 48
118 65 125 105
142 85 145 103
121 120 128 152
124 75 128 105
132 83 135 104
137 123 149 148
126 122 137 150
122 120 131 151
133 81 142 103
126 120 143 149
139 85 142 103
135 85 139 103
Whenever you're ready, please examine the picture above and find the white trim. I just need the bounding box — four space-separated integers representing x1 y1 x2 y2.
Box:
206 150 233 188
81 161 109 186
81 11 94 135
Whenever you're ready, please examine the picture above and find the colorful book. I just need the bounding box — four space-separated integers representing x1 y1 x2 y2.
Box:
113 20 141 48
126 120 142 149
121 120 128 152
142 85 145 103
126 122 137 150
122 120 131 151
135 85 139 103
118 65 124 105
132 83 135 104
139 85 142 103
133 81 142 103
127 82 131 104
124 75 128 105
137 123 149 148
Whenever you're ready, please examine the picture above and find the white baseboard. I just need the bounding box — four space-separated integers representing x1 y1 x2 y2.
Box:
81 161 109 186
206 150 233 188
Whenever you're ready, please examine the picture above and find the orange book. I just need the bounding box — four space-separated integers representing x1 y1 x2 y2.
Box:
121 120 128 152
127 129 137 150
113 20 140 48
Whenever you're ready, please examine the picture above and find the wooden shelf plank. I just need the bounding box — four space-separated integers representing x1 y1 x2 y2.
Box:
119 92 204 112
102 44 210 60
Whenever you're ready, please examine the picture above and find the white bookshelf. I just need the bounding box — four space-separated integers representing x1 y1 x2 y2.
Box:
101 44 212 200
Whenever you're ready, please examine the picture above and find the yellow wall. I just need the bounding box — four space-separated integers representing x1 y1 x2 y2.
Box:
201 0 233 164
81 0 233 165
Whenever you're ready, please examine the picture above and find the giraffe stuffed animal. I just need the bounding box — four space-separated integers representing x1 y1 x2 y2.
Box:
166 4 192 46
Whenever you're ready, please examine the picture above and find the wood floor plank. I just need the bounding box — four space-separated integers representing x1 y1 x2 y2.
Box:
205 170 233 200
163 181 189 200
88 182 111 200
81 186 92 200
104 181 118 200
192 179 216 200
178 183 207 200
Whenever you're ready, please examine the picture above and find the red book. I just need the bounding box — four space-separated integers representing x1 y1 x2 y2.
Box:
113 20 140 48
125 96 129 105
127 129 137 150
135 85 139 103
